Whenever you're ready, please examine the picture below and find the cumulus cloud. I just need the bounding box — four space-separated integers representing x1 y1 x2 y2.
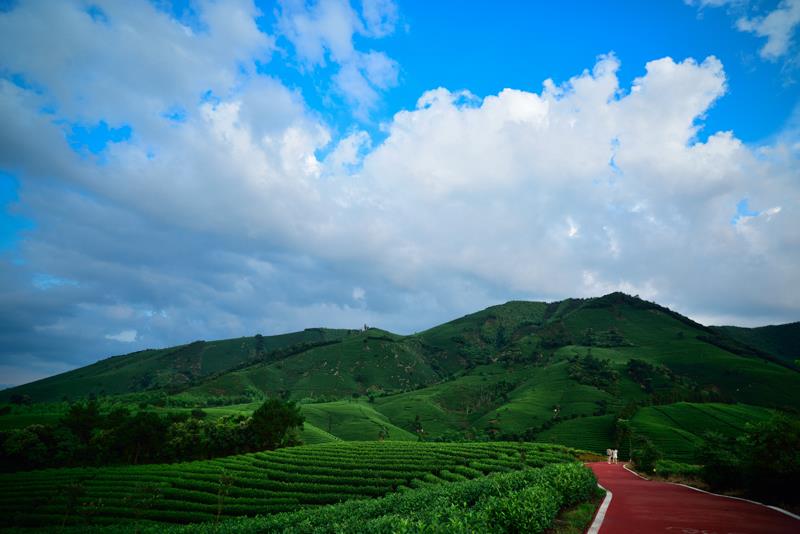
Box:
0 1 799 385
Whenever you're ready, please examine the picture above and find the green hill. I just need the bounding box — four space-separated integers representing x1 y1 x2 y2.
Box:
1 328 353 402
3 292 799 464
712 322 800 365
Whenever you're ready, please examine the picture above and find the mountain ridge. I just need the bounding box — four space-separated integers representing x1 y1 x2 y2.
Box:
4 292 798 405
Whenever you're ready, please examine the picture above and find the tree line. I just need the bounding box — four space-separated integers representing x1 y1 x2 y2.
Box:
0 398 304 472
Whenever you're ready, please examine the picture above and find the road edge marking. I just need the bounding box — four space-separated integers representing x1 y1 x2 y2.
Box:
622 463 648 480
622 463 800 521
587 483 612 534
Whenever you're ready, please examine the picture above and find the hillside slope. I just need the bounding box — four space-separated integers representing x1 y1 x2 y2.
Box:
1 328 353 402
712 322 800 364
4 292 799 463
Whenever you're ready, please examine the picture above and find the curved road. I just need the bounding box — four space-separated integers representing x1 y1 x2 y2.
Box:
588 462 799 534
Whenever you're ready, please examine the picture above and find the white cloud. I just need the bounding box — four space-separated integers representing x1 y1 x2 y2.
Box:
275 0 399 115
326 130 371 172
360 0 398 37
736 0 800 60
0 0 273 132
688 0 800 61
105 329 138 343
685 0 740 7
566 218 579 238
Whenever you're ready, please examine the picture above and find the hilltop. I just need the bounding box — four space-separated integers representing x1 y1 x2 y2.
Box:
3 292 799 459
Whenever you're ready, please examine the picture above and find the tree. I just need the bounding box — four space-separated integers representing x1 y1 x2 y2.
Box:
62 400 101 445
741 415 800 500
9 393 32 405
124 411 169 464
248 398 304 451
697 431 741 490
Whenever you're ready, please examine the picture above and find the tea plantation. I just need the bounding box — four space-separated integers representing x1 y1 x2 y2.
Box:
0 441 582 529
55 462 597 534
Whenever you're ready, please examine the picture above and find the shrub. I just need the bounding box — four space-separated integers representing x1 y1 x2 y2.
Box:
696 432 741 490
631 436 661 474
479 483 561 533
740 415 800 501
653 459 701 478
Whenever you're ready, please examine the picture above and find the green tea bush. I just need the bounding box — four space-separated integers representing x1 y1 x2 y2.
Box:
478 483 560 533
149 462 596 534
0 442 584 530
653 459 701 478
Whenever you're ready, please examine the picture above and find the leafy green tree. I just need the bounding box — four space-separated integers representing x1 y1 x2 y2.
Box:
62 400 101 445
115 411 169 464
697 431 741 490
741 415 800 500
248 398 304 451
2 426 48 469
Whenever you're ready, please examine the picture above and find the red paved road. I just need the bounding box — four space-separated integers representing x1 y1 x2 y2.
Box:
588 462 799 534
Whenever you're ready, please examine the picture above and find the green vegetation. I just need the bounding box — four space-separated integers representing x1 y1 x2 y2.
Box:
549 487 605 534
0 441 582 529
711 322 800 365
22 461 595 534
629 402 775 462
3 293 798 466
566 352 618 391
2 292 799 528
0 399 304 471
300 401 417 441
538 415 616 453
652 459 702 479
631 435 661 473
697 415 800 503
0 329 354 403
249 399 304 450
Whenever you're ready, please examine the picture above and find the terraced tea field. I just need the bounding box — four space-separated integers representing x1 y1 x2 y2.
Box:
538 414 615 453
631 402 775 462
0 441 578 528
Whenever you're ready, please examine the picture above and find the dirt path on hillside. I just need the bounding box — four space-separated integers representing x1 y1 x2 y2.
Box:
588 462 799 534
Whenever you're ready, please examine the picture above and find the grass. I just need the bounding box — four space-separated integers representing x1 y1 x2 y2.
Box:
547 486 605 534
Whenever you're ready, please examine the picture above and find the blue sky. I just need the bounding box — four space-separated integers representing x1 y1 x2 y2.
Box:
1 0 799 387
262 0 799 142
